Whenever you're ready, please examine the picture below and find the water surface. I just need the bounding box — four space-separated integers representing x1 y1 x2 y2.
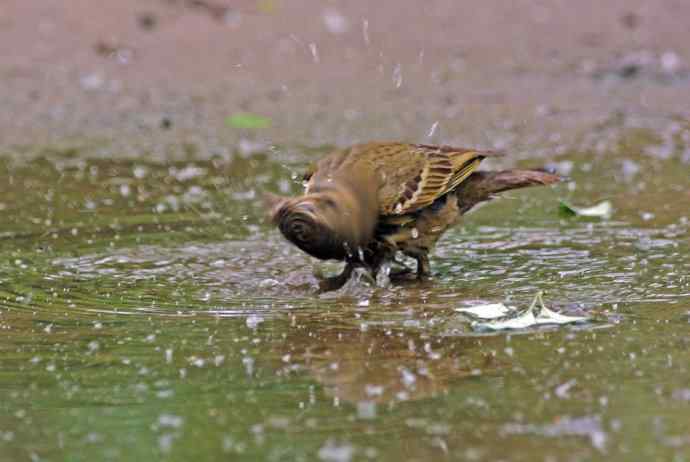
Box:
1 135 689 461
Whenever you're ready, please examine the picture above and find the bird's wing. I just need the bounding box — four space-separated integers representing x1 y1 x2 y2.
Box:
378 144 499 215
302 142 499 214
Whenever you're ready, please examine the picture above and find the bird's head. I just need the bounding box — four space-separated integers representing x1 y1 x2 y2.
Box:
265 186 377 261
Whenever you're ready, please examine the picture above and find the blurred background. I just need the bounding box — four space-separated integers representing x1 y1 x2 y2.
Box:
2 0 689 157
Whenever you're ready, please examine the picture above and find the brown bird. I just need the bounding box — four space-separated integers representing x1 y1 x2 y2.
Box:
268 142 561 291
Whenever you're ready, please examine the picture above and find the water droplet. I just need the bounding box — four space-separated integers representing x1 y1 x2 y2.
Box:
392 63 403 88
400 367 416 389
309 42 320 63
158 434 175 454
246 314 264 329
356 401 377 420
87 341 100 353
661 50 681 73
158 414 184 429
427 121 439 138
318 439 354 462
189 356 205 367
242 356 254 376
322 9 349 34
80 73 104 91
365 384 384 397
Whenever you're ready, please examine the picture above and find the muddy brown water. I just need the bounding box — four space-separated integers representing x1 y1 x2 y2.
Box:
1 124 689 461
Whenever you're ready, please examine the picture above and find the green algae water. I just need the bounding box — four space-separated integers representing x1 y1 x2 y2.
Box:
1 133 689 461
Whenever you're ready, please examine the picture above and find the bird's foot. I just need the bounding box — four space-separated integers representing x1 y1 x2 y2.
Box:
316 264 353 293
389 263 414 277
353 266 377 286
415 255 431 280
317 273 351 293
315 263 377 293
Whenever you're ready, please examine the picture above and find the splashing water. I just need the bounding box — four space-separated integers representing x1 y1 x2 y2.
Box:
427 121 439 138
362 19 370 45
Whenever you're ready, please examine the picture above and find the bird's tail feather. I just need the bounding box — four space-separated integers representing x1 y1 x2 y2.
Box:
455 169 562 214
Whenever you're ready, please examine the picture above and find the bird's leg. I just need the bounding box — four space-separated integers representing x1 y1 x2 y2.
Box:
317 262 355 292
416 254 431 279
358 266 378 286
401 249 432 279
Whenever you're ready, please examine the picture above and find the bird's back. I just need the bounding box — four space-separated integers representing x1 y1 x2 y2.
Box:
305 142 497 218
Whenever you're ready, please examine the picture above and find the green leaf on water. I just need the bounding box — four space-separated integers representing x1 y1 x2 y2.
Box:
226 113 272 129
559 200 612 218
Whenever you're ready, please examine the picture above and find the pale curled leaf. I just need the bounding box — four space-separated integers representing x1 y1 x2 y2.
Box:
455 303 512 319
455 292 590 331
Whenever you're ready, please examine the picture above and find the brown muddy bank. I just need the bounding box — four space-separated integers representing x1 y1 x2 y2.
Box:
1 0 689 160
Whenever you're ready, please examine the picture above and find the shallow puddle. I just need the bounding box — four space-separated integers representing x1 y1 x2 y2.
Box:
1 134 689 461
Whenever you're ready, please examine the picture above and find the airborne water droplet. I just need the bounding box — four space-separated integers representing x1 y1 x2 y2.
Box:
322 9 349 34
242 356 254 377
427 121 439 138
309 43 319 63
392 63 403 88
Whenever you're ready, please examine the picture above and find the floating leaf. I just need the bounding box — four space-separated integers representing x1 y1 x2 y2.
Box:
455 303 510 319
559 200 612 218
456 291 590 331
226 113 272 129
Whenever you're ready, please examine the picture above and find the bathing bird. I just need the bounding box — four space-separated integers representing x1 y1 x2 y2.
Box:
268 142 561 291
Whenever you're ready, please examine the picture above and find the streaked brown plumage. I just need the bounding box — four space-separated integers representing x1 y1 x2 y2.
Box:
268 142 561 291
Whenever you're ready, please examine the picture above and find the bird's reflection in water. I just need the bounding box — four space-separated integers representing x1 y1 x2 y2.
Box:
275 315 507 404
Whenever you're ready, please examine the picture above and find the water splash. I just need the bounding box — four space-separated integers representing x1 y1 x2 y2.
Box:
362 19 370 45
427 121 439 138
